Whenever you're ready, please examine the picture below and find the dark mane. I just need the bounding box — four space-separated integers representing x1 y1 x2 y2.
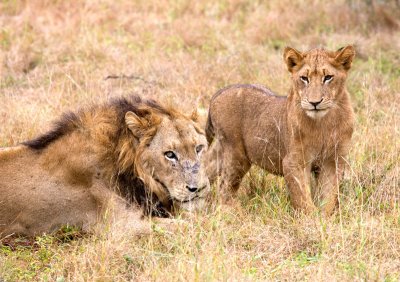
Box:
20 95 173 213
23 95 174 151
111 95 177 121
23 95 174 216
23 112 81 150
110 96 174 217
116 170 171 217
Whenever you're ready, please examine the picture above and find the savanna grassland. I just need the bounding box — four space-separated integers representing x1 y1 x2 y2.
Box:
0 0 399 281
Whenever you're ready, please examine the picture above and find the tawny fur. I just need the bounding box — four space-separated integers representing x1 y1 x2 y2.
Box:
206 46 355 215
0 96 209 237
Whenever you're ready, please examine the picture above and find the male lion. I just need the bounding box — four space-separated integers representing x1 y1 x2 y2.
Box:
0 96 210 237
206 46 355 215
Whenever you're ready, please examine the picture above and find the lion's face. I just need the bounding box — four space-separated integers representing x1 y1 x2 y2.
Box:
125 109 210 211
284 46 355 119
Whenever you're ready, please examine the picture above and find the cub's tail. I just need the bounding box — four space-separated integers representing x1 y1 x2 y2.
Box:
205 111 214 145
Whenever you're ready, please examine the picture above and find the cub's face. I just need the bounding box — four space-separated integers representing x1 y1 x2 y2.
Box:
284 46 355 119
125 110 210 211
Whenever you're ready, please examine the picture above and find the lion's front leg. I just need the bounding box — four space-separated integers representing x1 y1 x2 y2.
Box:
282 156 316 214
316 157 345 215
88 182 153 235
98 198 154 236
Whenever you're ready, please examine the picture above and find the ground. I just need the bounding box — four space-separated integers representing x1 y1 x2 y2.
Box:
0 0 399 281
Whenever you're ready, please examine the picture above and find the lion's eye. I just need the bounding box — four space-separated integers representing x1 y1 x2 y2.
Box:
164 151 177 160
323 75 333 83
195 145 204 155
300 76 309 84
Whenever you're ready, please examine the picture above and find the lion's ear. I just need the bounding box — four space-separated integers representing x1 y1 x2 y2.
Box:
190 109 198 122
125 111 152 139
283 47 304 73
334 45 355 71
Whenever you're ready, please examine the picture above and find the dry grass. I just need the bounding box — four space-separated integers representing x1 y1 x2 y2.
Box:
1 0 399 281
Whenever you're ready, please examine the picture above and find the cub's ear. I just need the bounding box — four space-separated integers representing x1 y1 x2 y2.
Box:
283 47 304 73
334 45 355 70
125 110 158 139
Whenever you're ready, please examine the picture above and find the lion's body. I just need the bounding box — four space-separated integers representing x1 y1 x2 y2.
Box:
0 96 209 237
206 46 355 214
0 146 104 235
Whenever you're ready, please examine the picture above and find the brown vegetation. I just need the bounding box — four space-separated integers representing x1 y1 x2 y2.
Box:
0 0 399 281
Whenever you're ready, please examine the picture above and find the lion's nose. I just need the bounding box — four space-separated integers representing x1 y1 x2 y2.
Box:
309 99 323 108
186 185 198 193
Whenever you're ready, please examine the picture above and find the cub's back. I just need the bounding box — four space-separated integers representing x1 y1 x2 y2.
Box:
208 84 287 175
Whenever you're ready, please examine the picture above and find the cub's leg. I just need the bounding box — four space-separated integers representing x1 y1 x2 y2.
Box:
282 156 316 214
205 138 222 184
218 144 251 204
316 157 345 215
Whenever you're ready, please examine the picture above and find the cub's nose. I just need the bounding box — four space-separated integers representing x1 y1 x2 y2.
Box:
186 185 198 193
309 99 323 108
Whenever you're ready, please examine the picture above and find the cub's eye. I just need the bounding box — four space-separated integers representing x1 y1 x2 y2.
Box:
164 151 177 160
300 76 309 84
195 145 204 155
323 75 333 83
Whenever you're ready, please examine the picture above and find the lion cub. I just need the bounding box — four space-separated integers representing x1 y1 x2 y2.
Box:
206 46 355 215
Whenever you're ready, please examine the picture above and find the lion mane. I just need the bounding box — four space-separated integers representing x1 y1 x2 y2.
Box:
24 96 179 215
